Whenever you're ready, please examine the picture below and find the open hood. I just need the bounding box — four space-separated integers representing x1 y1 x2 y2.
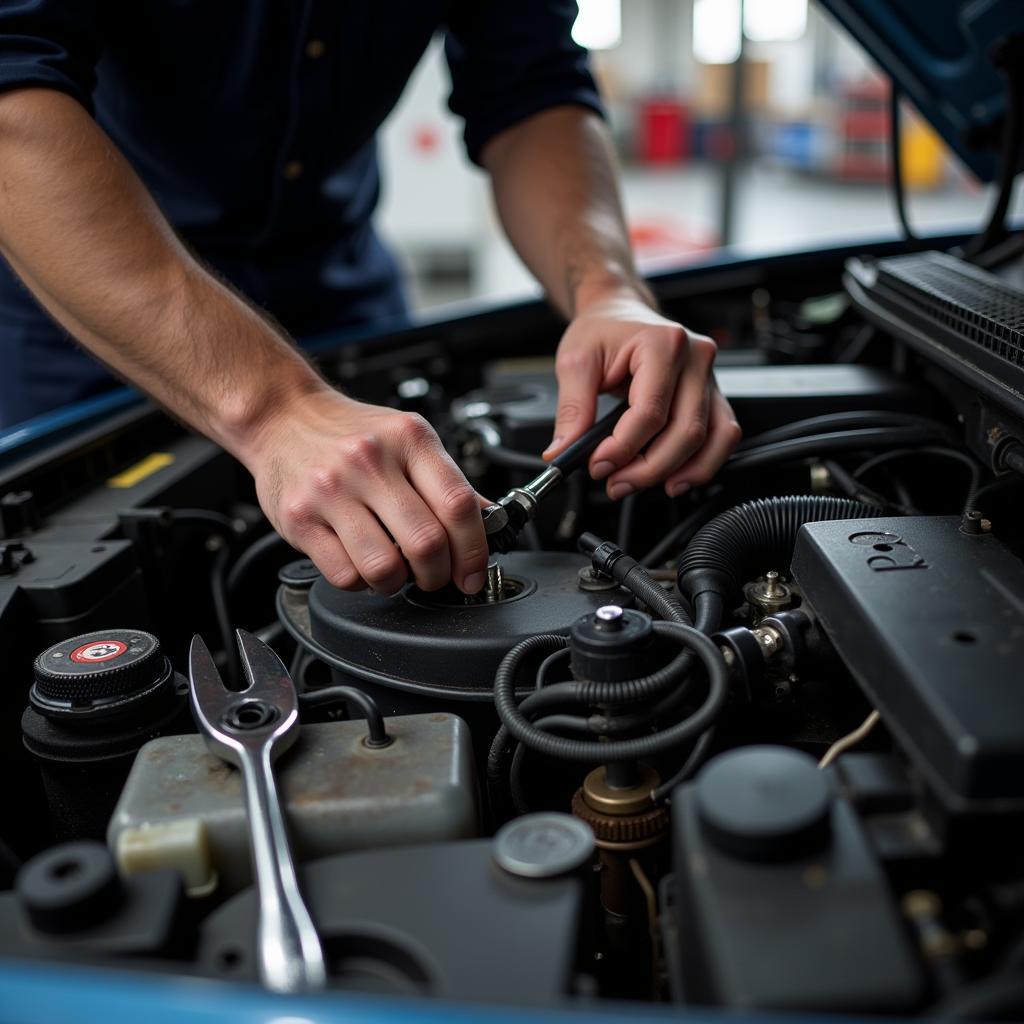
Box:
818 0 1024 181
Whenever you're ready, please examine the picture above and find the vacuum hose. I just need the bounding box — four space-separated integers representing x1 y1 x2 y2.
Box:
492 623 728 765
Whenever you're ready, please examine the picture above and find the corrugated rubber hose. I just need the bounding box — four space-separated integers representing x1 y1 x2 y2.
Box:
676 495 883 634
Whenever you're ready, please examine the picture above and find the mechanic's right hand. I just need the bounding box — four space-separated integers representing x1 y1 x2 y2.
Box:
242 385 490 595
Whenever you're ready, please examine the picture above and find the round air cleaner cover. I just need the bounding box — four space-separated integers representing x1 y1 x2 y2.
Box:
308 552 627 700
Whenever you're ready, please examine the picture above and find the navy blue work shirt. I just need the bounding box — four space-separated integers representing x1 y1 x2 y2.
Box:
0 1 601 425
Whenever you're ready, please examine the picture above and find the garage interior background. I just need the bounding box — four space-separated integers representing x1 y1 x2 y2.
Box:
377 0 1024 310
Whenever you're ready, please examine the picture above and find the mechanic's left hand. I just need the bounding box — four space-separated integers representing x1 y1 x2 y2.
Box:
543 288 741 499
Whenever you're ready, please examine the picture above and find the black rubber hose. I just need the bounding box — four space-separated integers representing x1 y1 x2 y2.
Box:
493 623 728 764
889 84 918 245
652 728 717 803
579 532 691 625
677 495 882 633
486 635 567 807
854 446 982 515
735 411 954 453
639 491 730 568
210 544 238 689
966 49 1024 259
724 425 947 475
299 685 390 747
226 530 294 593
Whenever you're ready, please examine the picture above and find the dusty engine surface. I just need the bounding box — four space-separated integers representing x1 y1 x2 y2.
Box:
2 249 1024 1021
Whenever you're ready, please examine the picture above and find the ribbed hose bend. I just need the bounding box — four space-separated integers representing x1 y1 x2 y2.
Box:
676 495 883 633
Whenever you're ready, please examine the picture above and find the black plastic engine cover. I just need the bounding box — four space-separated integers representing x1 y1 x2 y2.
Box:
197 841 583 1002
792 516 1024 810
308 551 628 703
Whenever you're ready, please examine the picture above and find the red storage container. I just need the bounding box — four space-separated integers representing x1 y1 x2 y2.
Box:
636 98 690 165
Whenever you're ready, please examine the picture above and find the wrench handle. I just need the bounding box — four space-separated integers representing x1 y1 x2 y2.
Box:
240 746 327 992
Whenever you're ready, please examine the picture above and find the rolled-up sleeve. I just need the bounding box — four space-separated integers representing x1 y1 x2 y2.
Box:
445 0 604 166
0 0 102 112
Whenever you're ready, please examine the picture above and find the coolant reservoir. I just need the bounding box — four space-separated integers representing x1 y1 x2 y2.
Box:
107 713 476 894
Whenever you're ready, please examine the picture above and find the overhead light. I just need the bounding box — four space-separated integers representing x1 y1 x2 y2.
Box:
693 0 741 64
745 0 807 42
572 0 622 51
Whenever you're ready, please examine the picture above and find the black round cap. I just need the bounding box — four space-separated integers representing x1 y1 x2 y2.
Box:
16 841 124 934
569 606 654 683
696 746 832 862
32 629 165 706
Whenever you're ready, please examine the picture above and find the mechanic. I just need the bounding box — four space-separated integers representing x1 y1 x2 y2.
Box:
0 2 740 596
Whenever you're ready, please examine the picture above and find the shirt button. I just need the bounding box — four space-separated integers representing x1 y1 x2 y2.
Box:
306 39 325 59
283 160 304 181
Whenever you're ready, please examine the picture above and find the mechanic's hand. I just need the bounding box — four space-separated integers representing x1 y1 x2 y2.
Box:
543 289 741 499
245 385 490 595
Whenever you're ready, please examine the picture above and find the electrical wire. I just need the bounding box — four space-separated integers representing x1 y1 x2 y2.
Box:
651 728 717 803
209 542 239 689
853 446 982 512
724 424 952 477
821 458 904 512
167 508 240 533
466 419 548 472
535 647 572 690
966 53 1024 259
836 324 877 363
889 84 918 244
639 491 729 568
226 530 294 593
818 710 881 769
507 716 592 817
509 742 530 815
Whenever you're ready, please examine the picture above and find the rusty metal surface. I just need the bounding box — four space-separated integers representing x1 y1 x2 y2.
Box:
108 713 477 893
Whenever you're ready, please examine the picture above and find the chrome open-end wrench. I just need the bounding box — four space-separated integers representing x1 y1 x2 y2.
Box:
188 629 326 992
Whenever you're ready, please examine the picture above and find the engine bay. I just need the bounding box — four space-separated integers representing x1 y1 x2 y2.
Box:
1 241 1023 1019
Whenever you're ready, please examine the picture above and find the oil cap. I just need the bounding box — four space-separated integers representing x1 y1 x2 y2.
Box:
696 746 832 862
31 629 170 714
493 813 595 878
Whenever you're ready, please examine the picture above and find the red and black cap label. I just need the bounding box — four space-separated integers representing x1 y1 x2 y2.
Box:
69 640 129 664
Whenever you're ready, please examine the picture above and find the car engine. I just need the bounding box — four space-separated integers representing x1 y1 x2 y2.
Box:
1 243 1023 1020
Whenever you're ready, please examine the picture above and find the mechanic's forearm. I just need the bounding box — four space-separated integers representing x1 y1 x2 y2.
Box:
0 88 323 457
482 105 654 317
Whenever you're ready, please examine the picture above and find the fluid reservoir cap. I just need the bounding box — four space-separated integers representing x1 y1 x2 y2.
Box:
696 746 832 862
32 629 165 705
16 841 124 934
493 813 595 878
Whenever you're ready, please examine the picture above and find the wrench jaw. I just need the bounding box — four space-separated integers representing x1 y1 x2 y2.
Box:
187 632 301 765
187 634 245 765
